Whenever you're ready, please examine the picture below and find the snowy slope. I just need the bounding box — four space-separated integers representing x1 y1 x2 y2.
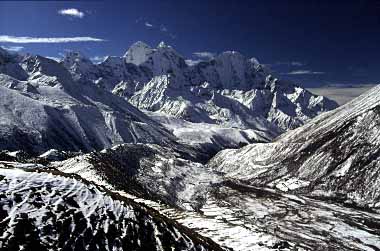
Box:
53 144 222 210
0 165 225 251
124 41 188 79
0 52 182 154
146 111 273 153
62 42 338 133
209 84 380 208
50 144 380 251
124 75 280 134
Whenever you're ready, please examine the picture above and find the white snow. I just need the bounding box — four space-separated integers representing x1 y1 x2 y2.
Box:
275 177 310 192
209 84 380 207
333 155 355 177
0 167 220 251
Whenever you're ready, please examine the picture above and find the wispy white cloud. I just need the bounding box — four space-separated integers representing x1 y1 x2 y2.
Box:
169 33 177 39
58 8 85 18
145 22 153 27
90 55 107 63
285 70 325 75
160 25 168 32
0 45 24 52
307 84 376 105
276 61 306 67
45 56 62 62
290 61 305 66
137 19 175 39
185 59 202 66
193 52 215 59
0 35 105 43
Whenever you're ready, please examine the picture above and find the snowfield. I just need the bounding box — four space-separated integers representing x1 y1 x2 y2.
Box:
146 111 273 153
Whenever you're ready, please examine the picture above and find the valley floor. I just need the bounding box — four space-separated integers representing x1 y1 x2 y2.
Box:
2 159 380 251
119 180 380 251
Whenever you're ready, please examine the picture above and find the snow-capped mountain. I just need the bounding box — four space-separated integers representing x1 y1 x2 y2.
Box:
124 75 280 134
0 43 337 155
125 41 188 78
209 84 380 209
0 49 182 154
0 165 224 251
62 41 338 133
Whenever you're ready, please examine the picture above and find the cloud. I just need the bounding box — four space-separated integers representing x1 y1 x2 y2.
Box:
285 70 325 75
90 55 107 63
307 84 376 105
137 19 175 38
0 35 105 43
58 8 85 18
193 52 215 60
186 51 216 66
0 45 24 52
290 61 305 66
45 56 61 62
276 61 306 67
145 22 153 28
169 33 177 39
160 25 168 32
185 59 202 66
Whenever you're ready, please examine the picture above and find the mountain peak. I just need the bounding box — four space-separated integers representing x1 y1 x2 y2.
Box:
249 57 260 65
131 41 152 49
62 51 92 65
157 41 169 49
0 47 13 64
124 41 153 65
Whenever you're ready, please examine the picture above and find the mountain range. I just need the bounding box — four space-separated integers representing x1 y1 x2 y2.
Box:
0 43 338 155
1 42 379 250
64 41 338 133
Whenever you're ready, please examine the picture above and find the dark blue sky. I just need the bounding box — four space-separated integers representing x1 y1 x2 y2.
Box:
0 0 379 87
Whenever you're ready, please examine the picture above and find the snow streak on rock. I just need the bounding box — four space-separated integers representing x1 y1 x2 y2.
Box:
0 166 225 251
209 84 380 209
